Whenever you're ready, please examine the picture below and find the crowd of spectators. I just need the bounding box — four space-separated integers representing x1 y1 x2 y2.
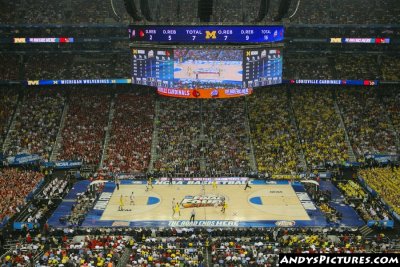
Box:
0 0 129 24
66 183 103 226
283 56 334 80
20 177 72 227
0 88 18 147
36 177 69 201
334 55 381 80
58 89 110 166
288 0 400 24
6 88 64 160
283 54 391 81
335 176 392 223
104 93 154 173
0 55 19 81
5 234 128 266
382 57 400 81
24 54 130 80
24 55 73 81
359 167 400 216
1 0 400 25
129 238 204 266
382 88 400 137
36 235 127 266
69 55 130 79
154 97 252 176
337 89 397 159
154 98 202 174
248 88 301 175
303 183 341 224
329 0 400 24
337 180 367 201
3 226 399 267
291 88 349 168
355 200 391 223
0 168 44 222
203 99 251 174
212 0 245 23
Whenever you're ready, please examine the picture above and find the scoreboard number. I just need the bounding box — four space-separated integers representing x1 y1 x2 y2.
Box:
192 36 196 40
224 35 228 40
149 35 152 40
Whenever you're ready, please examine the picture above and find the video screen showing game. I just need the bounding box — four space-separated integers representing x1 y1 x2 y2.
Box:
173 49 243 89
131 47 283 98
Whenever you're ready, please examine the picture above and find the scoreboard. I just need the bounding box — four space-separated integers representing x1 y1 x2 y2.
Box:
131 47 282 98
131 48 174 87
243 48 282 88
128 25 284 43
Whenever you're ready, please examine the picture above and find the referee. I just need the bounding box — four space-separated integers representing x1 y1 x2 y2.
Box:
190 209 196 222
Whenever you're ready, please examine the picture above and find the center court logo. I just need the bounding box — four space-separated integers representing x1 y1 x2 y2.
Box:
205 30 217 39
180 194 225 208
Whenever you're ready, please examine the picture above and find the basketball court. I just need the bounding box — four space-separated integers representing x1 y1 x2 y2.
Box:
46 179 365 228
100 182 310 222
174 61 242 83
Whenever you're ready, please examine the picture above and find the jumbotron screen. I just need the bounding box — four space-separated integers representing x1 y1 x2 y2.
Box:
131 47 282 98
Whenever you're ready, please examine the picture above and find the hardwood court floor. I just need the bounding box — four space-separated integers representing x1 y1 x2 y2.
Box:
100 184 310 222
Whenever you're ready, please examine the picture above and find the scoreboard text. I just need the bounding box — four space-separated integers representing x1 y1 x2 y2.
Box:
128 25 284 43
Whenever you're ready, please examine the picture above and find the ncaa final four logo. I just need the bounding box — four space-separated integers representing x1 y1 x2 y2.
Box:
180 194 225 208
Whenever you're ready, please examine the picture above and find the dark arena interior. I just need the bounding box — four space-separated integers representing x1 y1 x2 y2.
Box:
1 0 400 266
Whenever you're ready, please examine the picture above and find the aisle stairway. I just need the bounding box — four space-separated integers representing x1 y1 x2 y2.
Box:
287 93 308 171
359 225 374 237
50 101 69 162
199 101 206 173
333 96 357 162
116 247 132 267
148 98 160 172
244 98 258 172
99 95 116 168
1 97 22 153
381 101 400 153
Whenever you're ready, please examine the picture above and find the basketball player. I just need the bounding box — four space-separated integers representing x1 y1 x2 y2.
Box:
146 177 154 191
115 180 120 190
173 203 181 217
130 191 135 205
212 179 217 190
221 201 227 213
118 194 124 211
148 177 154 189
172 198 176 214
244 179 252 190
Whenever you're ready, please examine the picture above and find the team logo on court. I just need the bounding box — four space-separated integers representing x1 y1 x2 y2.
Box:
180 194 225 208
